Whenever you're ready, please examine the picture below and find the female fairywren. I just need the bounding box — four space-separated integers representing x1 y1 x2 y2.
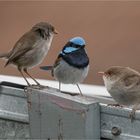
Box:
99 66 140 121
0 22 58 87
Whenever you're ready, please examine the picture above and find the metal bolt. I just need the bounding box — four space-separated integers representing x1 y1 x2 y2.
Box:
111 127 121 136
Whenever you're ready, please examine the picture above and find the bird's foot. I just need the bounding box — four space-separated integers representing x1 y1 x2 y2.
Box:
61 91 79 96
56 88 62 92
23 84 44 90
129 104 140 122
129 110 136 122
24 86 31 92
107 104 124 108
27 100 32 109
30 84 49 90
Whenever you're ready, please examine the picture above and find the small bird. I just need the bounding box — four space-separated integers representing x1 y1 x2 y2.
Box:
0 22 58 86
99 66 140 121
40 37 89 95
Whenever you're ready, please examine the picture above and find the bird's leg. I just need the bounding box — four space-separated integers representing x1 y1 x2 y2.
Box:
129 104 140 122
18 68 31 86
23 68 40 86
76 84 83 96
59 81 61 92
24 69 47 89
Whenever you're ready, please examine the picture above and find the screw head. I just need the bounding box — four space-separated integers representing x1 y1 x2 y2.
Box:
111 127 121 136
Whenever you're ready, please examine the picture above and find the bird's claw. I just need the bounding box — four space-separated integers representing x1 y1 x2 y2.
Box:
28 84 49 90
107 104 123 108
129 110 136 122
24 86 30 92
30 84 43 89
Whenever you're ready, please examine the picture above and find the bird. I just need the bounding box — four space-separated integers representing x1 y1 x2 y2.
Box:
0 22 58 87
99 66 140 121
40 37 89 95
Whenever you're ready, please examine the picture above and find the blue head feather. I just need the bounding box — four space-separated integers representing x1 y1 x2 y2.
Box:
58 37 89 68
69 37 86 46
60 37 86 55
62 47 78 54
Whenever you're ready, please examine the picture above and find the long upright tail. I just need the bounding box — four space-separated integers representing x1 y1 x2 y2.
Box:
0 53 9 67
40 66 53 71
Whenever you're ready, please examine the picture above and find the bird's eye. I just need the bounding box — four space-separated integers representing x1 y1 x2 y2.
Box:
74 44 80 48
52 26 55 32
107 71 112 75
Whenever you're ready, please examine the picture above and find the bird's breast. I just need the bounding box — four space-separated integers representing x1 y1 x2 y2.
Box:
17 36 54 68
53 59 89 84
104 77 140 105
61 49 89 69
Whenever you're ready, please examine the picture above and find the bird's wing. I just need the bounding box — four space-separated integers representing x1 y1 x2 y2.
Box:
53 56 63 68
5 31 39 66
122 74 140 91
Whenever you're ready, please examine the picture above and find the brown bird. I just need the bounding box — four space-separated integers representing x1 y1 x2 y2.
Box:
0 22 58 86
99 66 140 121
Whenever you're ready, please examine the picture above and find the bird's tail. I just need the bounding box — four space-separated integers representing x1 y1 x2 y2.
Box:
40 66 53 71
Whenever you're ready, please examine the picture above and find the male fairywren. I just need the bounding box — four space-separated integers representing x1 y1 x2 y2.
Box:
40 37 89 95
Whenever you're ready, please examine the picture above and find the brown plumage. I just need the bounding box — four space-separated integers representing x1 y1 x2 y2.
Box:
0 22 58 86
100 66 140 121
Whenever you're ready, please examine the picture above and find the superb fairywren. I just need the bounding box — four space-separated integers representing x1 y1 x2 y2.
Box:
40 37 89 95
0 22 58 86
99 66 140 121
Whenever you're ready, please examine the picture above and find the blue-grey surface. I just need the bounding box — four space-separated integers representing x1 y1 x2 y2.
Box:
0 85 29 138
0 119 29 138
0 82 140 139
101 105 140 140
28 87 100 139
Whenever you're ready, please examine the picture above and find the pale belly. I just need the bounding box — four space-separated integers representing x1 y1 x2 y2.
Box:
108 86 140 105
103 76 140 105
53 60 89 84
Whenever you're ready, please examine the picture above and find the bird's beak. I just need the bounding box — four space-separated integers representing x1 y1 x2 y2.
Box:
98 72 105 75
54 29 59 34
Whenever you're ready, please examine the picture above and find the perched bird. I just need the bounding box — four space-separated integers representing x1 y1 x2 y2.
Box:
0 22 58 86
99 66 140 121
40 37 89 95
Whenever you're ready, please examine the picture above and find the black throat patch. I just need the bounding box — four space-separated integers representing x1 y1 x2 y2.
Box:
60 48 89 69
